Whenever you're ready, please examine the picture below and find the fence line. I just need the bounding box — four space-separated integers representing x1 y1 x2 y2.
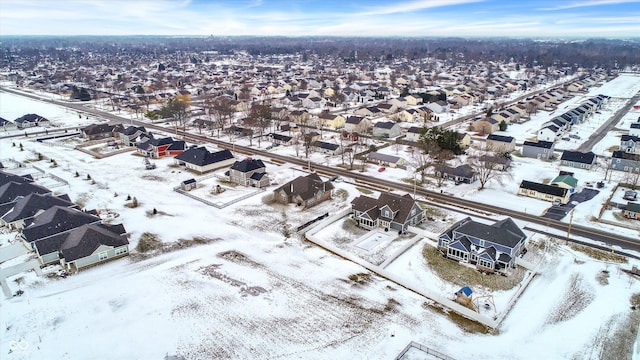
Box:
395 341 455 360
173 186 264 209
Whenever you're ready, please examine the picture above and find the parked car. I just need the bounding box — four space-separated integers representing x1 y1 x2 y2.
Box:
378 167 386 172
623 190 638 201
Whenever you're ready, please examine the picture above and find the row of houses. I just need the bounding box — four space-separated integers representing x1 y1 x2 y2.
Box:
0 169 129 272
538 95 608 142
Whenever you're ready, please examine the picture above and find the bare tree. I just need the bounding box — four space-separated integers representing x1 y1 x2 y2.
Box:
469 151 507 190
245 103 272 147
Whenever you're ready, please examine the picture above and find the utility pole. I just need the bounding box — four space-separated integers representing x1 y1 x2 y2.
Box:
565 208 574 245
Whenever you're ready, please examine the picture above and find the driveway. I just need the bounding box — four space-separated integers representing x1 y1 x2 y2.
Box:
543 188 600 220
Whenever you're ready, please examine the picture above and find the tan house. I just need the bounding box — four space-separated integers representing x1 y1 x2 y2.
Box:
319 113 346 130
518 180 570 204
405 94 423 106
486 134 516 152
622 203 640 220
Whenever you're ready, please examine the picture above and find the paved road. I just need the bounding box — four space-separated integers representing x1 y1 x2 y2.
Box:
578 91 640 152
4 85 639 254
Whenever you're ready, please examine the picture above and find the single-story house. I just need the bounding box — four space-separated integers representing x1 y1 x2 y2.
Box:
0 181 50 205
311 141 343 155
14 114 50 128
550 174 578 193
80 123 123 140
0 193 75 230
268 133 295 146
351 192 423 233
0 117 16 131
622 203 640 220
405 126 423 142
273 173 334 208
438 217 527 273
58 223 129 272
174 147 235 174
319 113 346 130
517 180 570 204
366 152 405 168
136 136 186 158
435 164 477 184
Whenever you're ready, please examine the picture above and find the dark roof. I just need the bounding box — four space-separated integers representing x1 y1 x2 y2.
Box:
623 202 640 213
523 140 554 149
182 178 196 185
274 173 334 201
250 172 267 181
14 113 45 124
81 123 119 135
0 170 33 186
269 133 293 142
351 192 420 225
120 125 147 135
346 116 364 125
560 151 596 164
630 123 640 129
437 164 476 179
59 223 128 262
0 117 13 126
175 147 233 166
374 121 396 129
455 217 525 249
622 135 640 142
230 159 265 173
167 140 186 151
612 151 640 161
22 206 101 243
407 126 422 134
0 181 50 205
487 134 515 143
1 193 75 223
311 141 340 151
519 180 568 197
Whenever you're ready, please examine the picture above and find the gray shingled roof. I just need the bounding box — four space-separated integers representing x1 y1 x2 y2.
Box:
59 223 128 262
22 206 101 243
1 193 75 223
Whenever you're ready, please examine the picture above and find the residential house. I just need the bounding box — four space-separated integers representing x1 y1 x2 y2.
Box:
560 151 596 170
311 141 343 155
550 174 578 194
136 136 186 158
622 203 640 220
80 123 123 140
344 116 372 133
630 122 640 137
405 94 423 106
522 140 555 160
425 101 449 114
395 109 420 123
21 206 102 249
435 164 477 184
118 126 147 146
457 133 471 149
486 134 516 152
377 103 397 114
621 135 640 154
479 154 511 171
0 181 50 205
0 193 75 230
273 173 334 208
174 147 235 174
517 180 570 204
288 110 311 124
319 113 346 130
372 121 402 138
355 106 382 118
268 133 294 146
14 113 49 128
611 151 640 173
227 158 269 188
437 217 527 273
351 192 423 233
0 117 16 131
473 117 499 135
537 125 560 142
366 152 405 168
58 223 129 272
405 126 423 142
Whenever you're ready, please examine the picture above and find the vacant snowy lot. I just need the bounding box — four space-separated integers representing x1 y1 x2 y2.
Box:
2 88 640 360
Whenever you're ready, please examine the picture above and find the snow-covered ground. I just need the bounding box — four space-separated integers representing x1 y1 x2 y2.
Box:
2 84 640 360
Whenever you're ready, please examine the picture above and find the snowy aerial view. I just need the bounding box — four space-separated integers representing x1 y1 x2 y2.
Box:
1 2 640 360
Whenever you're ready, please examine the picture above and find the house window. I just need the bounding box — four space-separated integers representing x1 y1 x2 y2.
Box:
479 259 493 269
281 194 287 202
115 247 128 255
479 240 485 247
411 208 416 216
384 210 390 218
98 252 108 261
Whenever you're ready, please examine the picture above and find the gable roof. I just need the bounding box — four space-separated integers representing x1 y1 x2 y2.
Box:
523 140 554 149
174 147 234 166
551 175 578 188
1 193 74 223
351 192 420 225
374 121 397 129
59 223 128 262
0 170 33 186
311 141 340 151
0 181 50 205
487 134 515 143
560 151 596 164
22 206 101 243
519 180 568 197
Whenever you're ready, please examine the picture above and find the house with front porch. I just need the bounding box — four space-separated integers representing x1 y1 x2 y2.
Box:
438 217 527 273
611 151 640 173
174 147 235 174
351 192 423 233
517 180 570 204
227 158 269 188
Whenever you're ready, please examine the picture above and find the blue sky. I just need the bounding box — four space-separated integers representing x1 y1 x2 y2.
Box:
1 0 639 38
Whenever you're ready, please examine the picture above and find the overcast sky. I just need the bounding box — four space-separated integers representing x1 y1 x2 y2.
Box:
1 0 639 38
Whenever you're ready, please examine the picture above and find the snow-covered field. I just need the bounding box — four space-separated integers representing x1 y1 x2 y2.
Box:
2 84 640 359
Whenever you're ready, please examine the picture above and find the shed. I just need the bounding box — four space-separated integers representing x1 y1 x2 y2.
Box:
181 178 197 191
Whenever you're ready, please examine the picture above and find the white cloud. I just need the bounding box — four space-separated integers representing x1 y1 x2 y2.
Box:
357 0 485 16
538 0 640 11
